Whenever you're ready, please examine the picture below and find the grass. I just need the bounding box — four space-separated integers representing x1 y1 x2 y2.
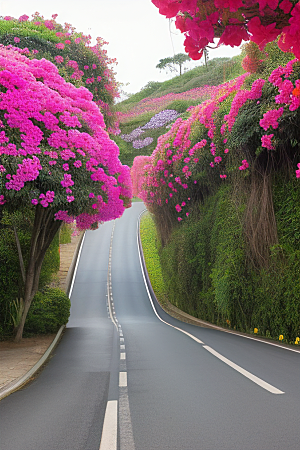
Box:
139 212 167 306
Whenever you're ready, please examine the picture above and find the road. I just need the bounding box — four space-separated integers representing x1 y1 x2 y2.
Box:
0 202 299 450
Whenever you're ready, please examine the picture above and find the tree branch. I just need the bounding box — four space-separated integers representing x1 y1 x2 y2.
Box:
13 225 26 284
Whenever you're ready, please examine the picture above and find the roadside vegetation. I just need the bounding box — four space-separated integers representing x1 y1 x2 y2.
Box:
114 56 244 167
133 40 300 346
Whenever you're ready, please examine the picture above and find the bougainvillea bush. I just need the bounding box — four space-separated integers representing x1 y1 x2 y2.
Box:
0 13 120 132
0 47 132 340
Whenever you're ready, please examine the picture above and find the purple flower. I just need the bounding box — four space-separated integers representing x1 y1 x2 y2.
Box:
141 110 180 130
132 137 154 149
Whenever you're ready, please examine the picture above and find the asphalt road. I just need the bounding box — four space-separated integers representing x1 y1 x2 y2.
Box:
0 202 299 450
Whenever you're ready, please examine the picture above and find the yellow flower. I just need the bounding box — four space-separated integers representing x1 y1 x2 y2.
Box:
279 335 284 341
254 328 258 334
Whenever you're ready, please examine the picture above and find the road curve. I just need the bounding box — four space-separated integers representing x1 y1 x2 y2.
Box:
0 202 299 450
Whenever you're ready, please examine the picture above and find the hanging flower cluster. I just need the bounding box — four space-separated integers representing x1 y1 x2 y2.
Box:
0 47 132 229
133 57 300 221
152 0 300 60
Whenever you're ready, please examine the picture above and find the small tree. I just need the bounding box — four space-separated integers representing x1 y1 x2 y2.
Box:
156 53 191 75
0 47 132 341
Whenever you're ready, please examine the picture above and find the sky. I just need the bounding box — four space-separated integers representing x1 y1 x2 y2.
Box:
0 0 242 96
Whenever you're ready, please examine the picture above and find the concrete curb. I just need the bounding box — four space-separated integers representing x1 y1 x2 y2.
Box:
0 231 85 400
138 210 300 353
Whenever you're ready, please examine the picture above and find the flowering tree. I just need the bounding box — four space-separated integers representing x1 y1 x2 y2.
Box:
152 0 300 60
0 47 132 341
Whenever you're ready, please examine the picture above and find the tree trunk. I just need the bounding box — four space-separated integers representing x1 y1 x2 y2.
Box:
14 206 61 342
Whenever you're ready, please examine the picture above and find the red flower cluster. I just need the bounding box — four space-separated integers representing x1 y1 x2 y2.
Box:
152 0 300 59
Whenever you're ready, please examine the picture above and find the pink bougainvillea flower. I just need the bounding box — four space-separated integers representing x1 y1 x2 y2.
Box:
257 0 279 11
248 17 281 50
279 0 293 13
261 134 275 150
239 159 249 170
259 107 284 130
214 0 243 12
18 15 29 22
54 55 64 63
44 20 54 30
219 25 249 47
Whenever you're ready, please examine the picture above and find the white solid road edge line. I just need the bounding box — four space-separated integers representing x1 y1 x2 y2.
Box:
99 400 118 450
203 345 285 394
137 210 300 354
137 210 285 395
68 232 86 299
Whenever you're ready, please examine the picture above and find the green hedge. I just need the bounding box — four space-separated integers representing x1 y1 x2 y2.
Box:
24 288 70 335
159 179 300 344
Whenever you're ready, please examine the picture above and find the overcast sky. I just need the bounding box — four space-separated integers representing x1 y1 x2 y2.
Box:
0 0 242 96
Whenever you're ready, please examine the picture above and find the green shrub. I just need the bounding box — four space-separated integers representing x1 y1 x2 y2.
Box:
25 288 71 335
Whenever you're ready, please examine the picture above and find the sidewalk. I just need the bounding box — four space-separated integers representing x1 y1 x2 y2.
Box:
0 231 84 400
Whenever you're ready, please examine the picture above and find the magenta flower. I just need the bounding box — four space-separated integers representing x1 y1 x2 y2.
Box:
18 15 29 22
54 55 64 64
55 43 65 50
44 20 55 30
14 37 20 43
261 134 275 150
0 195 6 205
